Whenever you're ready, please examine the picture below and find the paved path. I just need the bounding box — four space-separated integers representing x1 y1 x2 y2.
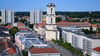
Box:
48 42 73 56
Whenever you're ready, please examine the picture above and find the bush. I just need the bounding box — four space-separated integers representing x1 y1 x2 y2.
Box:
22 50 28 56
9 27 19 37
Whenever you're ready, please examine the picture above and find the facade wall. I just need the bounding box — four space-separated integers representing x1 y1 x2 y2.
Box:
34 25 39 32
30 10 42 24
30 53 60 56
46 31 57 41
38 26 45 36
92 39 100 48
62 30 100 55
92 52 100 56
1 10 14 24
15 36 25 50
17 25 25 29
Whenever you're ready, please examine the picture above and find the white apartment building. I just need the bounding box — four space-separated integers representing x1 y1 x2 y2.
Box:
62 27 100 55
15 30 48 50
1 10 14 24
30 10 42 24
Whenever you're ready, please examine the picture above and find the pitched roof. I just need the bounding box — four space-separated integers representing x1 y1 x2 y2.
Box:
17 22 25 26
8 48 16 54
93 47 100 52
0 27 8 31
34 23 46 28
0 38 16 54
34 22 92 29
5 26 13 29
0 31 10 37
19 28 27 31
57 21 91 27
29 48 59 54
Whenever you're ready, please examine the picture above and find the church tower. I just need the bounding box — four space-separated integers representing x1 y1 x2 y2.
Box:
45 3 59 41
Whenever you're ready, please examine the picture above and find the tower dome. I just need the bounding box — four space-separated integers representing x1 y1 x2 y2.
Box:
47 3 55 7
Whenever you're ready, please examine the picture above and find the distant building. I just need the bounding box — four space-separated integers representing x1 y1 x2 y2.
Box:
13 22 26 30
30 10 42 24
28 48 60 56
34 21 97 41
1 10 14 25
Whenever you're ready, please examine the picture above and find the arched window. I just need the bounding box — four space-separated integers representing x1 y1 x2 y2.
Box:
51 8 53 13
51 18 52 24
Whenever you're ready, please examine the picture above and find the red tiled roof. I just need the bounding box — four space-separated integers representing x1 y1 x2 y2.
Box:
8 48 16 54
5 26 13 29
17 22 25 26
0 26 5 27
39 23 46 28
29 48 59 54
91 24 97 27
34 21 97 28
0 38 16 54
57 21 91 27
34 23 46 28
93 47 100 52
19 28 27 30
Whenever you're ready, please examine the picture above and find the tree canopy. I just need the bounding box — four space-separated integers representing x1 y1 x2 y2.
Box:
9 27 19 37
56 17 62 22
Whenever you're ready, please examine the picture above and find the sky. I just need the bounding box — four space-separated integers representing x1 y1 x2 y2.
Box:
0 0 100 12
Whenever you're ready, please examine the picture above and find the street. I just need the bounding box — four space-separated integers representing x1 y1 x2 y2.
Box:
48 41 74 56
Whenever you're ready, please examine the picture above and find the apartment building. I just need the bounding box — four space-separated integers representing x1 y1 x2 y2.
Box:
15 30 48 50
61 27 100 55
30 10 42 24
1 10 14 25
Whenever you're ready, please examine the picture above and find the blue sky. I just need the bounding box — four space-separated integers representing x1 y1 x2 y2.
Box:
0 0 100 11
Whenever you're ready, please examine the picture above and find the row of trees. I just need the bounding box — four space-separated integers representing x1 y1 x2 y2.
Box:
52 39 84 56
82 26 100 34
82 26 95 34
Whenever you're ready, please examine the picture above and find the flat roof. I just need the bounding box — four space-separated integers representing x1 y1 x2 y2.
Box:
64 30 100 39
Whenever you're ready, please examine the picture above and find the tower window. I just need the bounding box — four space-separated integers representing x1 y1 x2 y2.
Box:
51 18 52 24
51 8 53 13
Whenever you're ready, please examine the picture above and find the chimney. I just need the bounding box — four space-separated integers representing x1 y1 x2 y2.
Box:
96 25 99 38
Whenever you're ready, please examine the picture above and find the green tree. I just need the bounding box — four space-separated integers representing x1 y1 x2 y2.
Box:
9 27 19 37
29 24 33 29
56 17 62 22
22 50 28 56
19 19 26 23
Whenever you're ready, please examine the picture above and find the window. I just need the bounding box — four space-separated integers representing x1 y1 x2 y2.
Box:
72 35 78 47
51 8 53 13
83 39 92 54
51 18 52 24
